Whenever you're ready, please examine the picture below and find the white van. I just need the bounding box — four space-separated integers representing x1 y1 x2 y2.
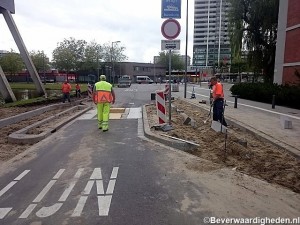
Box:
136 76 154 84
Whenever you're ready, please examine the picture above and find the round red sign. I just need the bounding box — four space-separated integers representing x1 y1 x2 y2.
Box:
161 19 181 40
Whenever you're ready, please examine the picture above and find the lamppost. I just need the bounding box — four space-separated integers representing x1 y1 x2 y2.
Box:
111 41 120 85
184 0 189 98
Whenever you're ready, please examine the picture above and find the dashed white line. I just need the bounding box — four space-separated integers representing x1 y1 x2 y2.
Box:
71 196 88 217
19 204 37 218
90 168 102 180
82 180 94 195
106 180 116 195
110 167 119 179
53 169 65 179
33 180 57 203
0 208 12 219
96 180 104 195
14 170 30 181
98 196 112 216
0 181 17 198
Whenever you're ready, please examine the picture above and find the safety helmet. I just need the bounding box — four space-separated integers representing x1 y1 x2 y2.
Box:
100 75 106 81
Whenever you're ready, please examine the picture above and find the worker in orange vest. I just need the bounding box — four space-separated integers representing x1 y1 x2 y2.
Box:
62 80 72 103
93 75 116 132
210 76 227 127
75 83 81 98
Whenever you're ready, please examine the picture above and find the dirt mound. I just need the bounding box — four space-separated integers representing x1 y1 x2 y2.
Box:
146 99 300 193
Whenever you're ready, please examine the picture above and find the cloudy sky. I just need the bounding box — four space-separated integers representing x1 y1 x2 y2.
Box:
0 0 195 63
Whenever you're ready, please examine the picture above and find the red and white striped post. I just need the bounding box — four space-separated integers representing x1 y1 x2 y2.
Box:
156 90 166 124
88 84 93 100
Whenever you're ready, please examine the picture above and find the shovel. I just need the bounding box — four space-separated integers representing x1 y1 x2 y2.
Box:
203 102 213 124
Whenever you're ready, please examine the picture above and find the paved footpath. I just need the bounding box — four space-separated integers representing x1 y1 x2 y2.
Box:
173 84 300 157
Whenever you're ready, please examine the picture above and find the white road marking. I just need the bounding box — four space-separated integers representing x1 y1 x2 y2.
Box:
98 196 112 216
110 167 119 179
96 180 104 195
0 181 17 198
36 203 63 218
14 170 30 181
106 180 116 195
0 208 12 219
71 196 88 217
127 107 142 119
58 168 84 202
82 180 94 195
19 204 37 218
90 168 102 180
53 169 65 179
33 180 57 203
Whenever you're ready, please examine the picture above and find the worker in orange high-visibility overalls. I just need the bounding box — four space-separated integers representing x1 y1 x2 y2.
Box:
93 75 116 132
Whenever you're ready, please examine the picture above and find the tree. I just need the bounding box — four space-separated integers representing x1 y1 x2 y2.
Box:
52 37 87 72
101 42 128 63
228 0 279 83
81 40 102 72
30 50 50 73
156 51 184 71
0 49 24 75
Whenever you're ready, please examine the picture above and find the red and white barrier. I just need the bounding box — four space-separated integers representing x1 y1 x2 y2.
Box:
88 84 93 99
164 84 170 95
156 91 166 124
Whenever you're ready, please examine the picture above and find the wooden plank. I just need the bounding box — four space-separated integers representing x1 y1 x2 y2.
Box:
160 133 200 146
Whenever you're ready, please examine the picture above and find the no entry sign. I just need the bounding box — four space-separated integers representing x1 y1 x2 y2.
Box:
161 19 181 40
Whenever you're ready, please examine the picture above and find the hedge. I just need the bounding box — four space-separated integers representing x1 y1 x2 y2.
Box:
230 83 300 109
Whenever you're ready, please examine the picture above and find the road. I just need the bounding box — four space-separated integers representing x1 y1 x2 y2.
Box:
0 83 299 224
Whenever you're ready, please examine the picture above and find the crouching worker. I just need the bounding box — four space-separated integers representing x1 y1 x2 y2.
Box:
93 75 116 132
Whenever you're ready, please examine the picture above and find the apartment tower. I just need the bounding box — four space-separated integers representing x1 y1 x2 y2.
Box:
193 0 231 68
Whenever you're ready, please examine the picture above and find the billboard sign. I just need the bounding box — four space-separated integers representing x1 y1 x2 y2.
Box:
161 0 181 19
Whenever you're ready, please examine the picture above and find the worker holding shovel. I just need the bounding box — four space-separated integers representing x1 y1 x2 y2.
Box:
210 77 227 127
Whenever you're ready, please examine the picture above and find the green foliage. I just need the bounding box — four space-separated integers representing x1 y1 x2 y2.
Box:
230 83 300 109
157 51 184 71
30 50 50 72
228 0 279 83
0 50 24 75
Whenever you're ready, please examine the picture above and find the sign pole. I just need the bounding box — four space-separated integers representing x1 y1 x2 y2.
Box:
168 49 172 125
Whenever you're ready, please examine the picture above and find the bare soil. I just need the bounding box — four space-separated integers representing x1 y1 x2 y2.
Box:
146 99 300 193
0 102 85 162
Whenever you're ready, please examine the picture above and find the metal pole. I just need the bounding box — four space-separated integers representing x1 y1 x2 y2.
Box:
43 51 46 85
184 0 188 98
168 49 172 125
111 42 114 84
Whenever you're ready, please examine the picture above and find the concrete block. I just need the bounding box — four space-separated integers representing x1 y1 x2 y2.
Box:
180 113 191 125
211 120 227 133
280 115 292 129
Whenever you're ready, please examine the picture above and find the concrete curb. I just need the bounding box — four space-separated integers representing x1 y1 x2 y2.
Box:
8 105 92 144
142 104 198 151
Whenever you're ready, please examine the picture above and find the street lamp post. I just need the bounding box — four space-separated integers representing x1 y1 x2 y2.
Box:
111 41 120 85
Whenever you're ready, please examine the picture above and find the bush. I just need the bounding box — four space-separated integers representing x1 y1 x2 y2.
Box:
230 83 300 109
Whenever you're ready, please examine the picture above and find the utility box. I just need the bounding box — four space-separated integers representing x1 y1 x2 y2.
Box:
280 115 292 129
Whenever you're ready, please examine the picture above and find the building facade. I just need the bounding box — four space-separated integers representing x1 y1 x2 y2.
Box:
193 0 231 67
274 0 300 85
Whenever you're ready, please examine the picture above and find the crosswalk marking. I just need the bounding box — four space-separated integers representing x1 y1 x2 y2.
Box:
0 208 12 219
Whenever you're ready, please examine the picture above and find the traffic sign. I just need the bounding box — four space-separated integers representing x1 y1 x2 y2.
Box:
161 40 180 50
161 0 181 19
161 19 181 40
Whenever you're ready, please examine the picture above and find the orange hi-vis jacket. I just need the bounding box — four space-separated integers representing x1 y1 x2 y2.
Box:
212 82 224 100
62 83 71 93
93 81 113 103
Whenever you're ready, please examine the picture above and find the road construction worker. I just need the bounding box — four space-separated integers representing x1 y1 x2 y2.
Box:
62 80 71 103
75 83 81 98
210 76 227 127
93 75 116 132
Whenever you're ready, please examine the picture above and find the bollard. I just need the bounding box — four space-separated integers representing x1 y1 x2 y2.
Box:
234 95 238 108
272 95 276 109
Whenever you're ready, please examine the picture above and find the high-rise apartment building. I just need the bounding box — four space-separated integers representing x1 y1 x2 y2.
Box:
193 0 231 68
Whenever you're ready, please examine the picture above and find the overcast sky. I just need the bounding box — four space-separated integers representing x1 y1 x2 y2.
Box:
0 0 195 63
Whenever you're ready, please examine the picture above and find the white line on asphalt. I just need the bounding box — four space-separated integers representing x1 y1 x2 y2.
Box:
106 180 116 195
71 196 88 217
127 107 142 119
98 196 112 216
36 203 63 218
90 168 102 180
82 180 95 195
0 208 12 219
19 204 37 218
53 169 65 179
59 168 84 202
33 180 57 203
14 170 30 181
0 181 17 198
188 91 300 120
96 180 104 195
110 167 119 179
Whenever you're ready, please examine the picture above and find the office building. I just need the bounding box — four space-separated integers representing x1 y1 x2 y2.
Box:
193 0 231 68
